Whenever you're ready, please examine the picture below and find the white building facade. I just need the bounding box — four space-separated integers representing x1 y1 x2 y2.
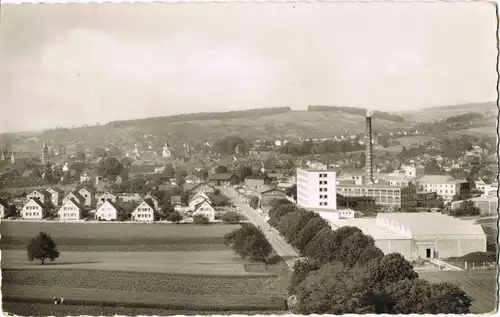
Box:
21 198 44 219
296 168 337 210
131 201 155 221
58 200 82 220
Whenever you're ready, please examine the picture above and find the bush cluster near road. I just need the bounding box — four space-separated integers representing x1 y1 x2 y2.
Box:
223 224 272 262
220 211 242 224
268 200 474 314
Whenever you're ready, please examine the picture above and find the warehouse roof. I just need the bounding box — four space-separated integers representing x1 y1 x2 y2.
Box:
376 212 486 236
328 218 411 240
416 175 467 185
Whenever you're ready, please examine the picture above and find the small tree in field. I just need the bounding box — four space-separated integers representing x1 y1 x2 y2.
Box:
26 232 60 265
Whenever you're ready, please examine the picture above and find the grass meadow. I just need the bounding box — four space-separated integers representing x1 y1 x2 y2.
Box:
419 270 498 314
1 221 291 315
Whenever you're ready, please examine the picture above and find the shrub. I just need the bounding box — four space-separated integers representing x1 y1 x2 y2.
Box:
167 211 183 224
249 196 259 209
193 214 210 224
221 211 242 224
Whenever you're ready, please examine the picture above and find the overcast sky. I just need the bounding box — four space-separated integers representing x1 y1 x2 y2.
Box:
0 2 497 133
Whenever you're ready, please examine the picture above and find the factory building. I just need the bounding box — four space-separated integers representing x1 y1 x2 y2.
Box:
329 212 487 260
416 175 469 202
336 183 417 211
296 168 338 210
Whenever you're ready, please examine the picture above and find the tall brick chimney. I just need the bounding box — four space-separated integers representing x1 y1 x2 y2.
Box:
365 110 374 184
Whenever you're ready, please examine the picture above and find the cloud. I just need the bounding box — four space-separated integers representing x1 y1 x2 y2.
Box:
4 29 278 129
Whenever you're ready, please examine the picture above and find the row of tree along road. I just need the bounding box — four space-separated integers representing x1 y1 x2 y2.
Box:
264 199 474 314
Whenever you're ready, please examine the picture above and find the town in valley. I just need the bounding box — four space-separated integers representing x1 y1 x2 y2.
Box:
0 2 498 316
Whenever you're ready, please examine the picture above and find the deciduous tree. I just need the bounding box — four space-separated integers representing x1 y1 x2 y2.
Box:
167 211 183 223
295 262 368 314
26 232 60 265
289 259 321 295
249 196 259 209
362 253 419 292
223 223 272 262
293 217 330 252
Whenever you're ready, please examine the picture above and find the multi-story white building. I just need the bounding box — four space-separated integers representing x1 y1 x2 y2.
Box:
336 183 417 210
296 168 337 210
416 175 469 202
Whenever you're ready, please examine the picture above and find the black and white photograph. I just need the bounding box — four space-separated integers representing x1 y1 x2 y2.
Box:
0 1 498 316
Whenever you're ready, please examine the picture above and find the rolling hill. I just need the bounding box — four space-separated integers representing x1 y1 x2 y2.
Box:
396 101 497 122
1 102 496 153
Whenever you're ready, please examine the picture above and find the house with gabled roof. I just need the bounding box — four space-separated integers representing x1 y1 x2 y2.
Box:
257 188 287 207
63 191 86 206
144 193 159 210
192 200 215 221
188 192 211 211
96 192 117 205
188 182 215 194
131 200 155 222
185 174 202 184
244 175 272 189
20 198 45 219
78 187 96 207
94 200 120 221
46 187 64 206
58 199 84 221
208 173 239 187
27 189 52 205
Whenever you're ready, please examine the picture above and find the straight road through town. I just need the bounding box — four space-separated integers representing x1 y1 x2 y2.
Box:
222 187 300 270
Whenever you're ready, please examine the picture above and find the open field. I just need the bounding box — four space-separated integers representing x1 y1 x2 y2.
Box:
396 135 435 147
2 284 287 311
2 302 288 316
1 221 291 315
0 221 239 247
449 126 497 137
2 250 272 276
419 270 498 314
2 270 284 297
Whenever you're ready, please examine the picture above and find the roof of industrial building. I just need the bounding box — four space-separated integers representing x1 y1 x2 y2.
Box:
377 212 486 236
336 183 405 189
329 218 411 240
416 175 467 184
297 167 338 173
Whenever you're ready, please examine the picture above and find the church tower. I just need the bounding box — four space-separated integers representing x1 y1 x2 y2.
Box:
42 140 49 164
163 141 172 158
